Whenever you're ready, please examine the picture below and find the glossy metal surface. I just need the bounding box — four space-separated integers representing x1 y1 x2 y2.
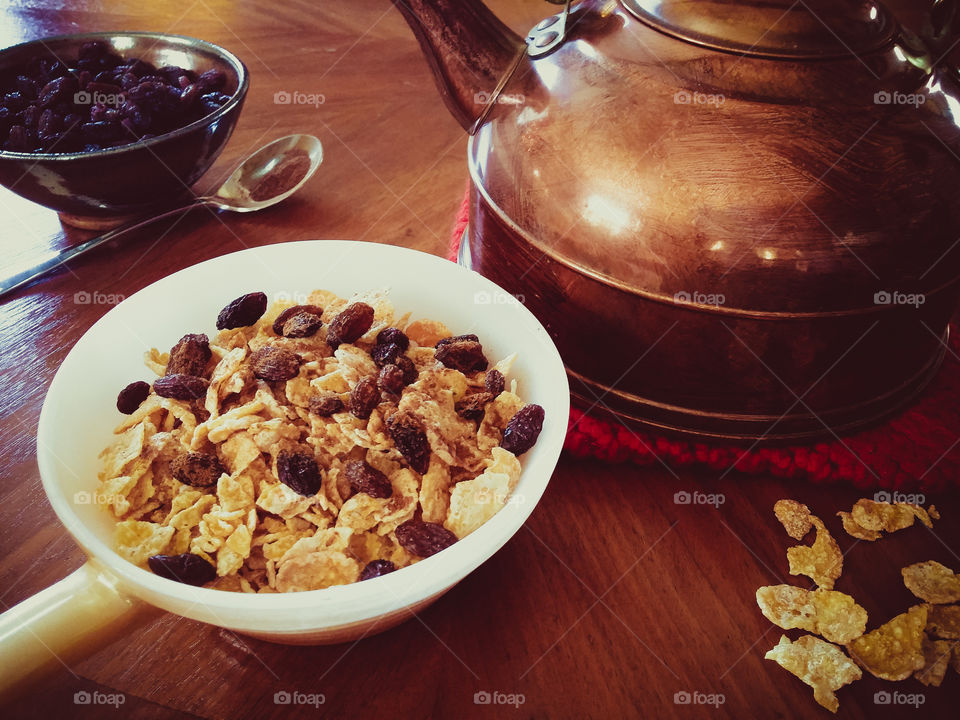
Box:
0 32 249 219
398 0 960 439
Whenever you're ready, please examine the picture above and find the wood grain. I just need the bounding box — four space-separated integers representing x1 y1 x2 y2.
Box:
0 1 957 718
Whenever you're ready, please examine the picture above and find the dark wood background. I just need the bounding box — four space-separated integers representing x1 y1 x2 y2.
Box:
1 1 958 717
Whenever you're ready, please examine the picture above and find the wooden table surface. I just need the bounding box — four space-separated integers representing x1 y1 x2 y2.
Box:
1 1 958 718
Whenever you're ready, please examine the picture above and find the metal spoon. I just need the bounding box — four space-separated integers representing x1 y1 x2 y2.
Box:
0 134 323 297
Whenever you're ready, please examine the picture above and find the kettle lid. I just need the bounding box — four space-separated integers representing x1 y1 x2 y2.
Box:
620 0 895 59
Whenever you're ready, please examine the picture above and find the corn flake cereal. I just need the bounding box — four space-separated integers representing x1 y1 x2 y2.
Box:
846 605 927 681
764 634 861 713
774 499 814 541
926 604 960 639
915 637 952 687
787 516 843 590
756 585 867 644
902 561 960 604
96 289 543 592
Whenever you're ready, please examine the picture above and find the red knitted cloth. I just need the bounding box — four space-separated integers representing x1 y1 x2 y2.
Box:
449 190 960 491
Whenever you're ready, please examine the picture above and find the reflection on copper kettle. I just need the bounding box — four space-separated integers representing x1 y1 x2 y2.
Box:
391 0 960 440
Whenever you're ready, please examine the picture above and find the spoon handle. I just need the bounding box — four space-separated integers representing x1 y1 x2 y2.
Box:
0 199 210 299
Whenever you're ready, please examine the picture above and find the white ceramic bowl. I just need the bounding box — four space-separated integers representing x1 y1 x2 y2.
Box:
6 239 567 677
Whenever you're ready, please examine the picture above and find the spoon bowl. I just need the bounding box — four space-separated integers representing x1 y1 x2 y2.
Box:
212 134 324 212
0 134 324 298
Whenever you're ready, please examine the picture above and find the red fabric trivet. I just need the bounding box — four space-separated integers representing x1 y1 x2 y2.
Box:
449 190 959 491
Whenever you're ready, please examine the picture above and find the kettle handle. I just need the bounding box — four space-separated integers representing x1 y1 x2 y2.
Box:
929 0 960 52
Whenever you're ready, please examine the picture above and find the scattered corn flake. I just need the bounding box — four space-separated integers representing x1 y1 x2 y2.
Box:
915 637 952 687
846 605 927 681
764 634 861 713
836 511 880 541
756 585 867 644
926 604 960 639
774 499 814 541
902 561 960 604
841 498 936 538
787 516 843 590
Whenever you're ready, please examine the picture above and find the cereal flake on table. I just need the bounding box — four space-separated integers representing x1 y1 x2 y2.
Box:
98 288 543 592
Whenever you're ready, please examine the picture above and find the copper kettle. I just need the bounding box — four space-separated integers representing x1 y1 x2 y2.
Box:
390 0 960 441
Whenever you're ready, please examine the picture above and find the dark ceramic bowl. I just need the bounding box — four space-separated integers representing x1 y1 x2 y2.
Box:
0 32 248 227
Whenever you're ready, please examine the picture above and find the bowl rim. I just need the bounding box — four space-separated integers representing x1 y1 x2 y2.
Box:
0 30 249 161
35 240 570 626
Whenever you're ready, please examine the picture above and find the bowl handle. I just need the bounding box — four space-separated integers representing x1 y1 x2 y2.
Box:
0 560 154 701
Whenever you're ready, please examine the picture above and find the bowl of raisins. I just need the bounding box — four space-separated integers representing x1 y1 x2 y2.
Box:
0 32 248 227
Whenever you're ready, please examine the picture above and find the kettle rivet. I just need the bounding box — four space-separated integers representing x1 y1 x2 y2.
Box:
535 30 559 48
536 15 560 31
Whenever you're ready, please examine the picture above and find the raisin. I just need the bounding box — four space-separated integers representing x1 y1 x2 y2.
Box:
370 342 401 367
282 312 322 338
387 410 430 474
272 304 324 335
436 333 479 348
395 520 457 558
501 404 545 455
170 451 225 487
455 392 494 422
396 355 419 385
378 364 406 395
216 292 267 330
350 376 380 419
326 302 374 347
153 374 207 401
485 368 505 397
116 380 150 414
308 392 343 416
276 449 321 496
165 333 211 377
376 327 409 351
359 559 396 581
435 340 488 373
148 553 216 586
344 460 393 499
249 345 301 382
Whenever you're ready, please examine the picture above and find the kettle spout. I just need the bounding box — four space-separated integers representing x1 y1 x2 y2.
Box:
390 0 524 131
